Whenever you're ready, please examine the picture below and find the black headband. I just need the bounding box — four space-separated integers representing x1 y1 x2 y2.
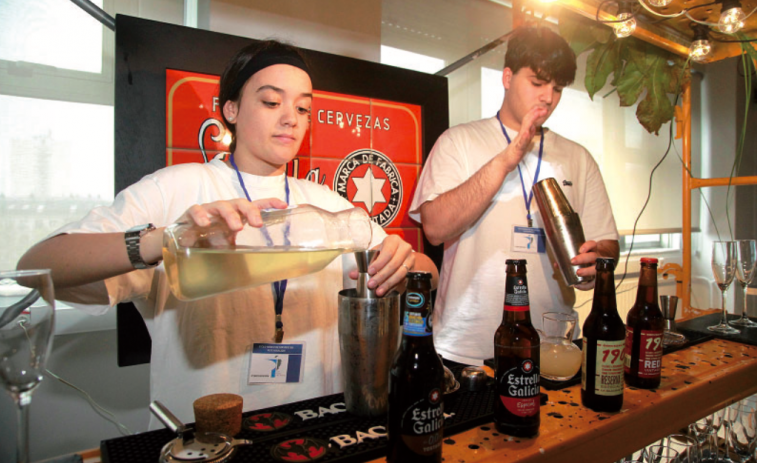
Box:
230 47 311 98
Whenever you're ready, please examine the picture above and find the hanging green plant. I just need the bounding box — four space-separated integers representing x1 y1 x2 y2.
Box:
558 13 690 135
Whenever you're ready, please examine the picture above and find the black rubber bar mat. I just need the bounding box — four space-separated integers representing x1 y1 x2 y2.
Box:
676 312 757 346
101 365 495 463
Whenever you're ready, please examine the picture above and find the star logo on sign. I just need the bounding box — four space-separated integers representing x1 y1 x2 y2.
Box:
351 168 386 213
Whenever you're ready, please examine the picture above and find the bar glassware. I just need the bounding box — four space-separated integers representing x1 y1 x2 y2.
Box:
0 270 56 463
708 241 740 335
730 240 757 328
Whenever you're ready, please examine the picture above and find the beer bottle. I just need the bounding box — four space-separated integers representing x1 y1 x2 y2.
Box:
494 259 540 438
624 257 664 389
581 258 625 412
387 271 444 463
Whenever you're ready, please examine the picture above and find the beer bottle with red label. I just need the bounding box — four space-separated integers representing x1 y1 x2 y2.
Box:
624 257 664 389
494 259 540 438
388 271 444 463
582 258 625 412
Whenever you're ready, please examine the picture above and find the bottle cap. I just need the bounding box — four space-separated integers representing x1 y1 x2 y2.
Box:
640 257 659 264
596 257 616 269
505 259 527 265
407 271 432 280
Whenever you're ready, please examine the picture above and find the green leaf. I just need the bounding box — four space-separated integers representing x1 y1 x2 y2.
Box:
614 60 645 107
559 18 596 55
737 32 757 64
636 56 675 134
561 17 688 134
585 40 620 100
558 13 608 56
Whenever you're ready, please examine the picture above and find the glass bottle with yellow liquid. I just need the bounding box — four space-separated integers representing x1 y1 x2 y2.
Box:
163 205 373 301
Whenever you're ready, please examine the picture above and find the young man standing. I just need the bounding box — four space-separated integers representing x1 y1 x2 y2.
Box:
409 26 619 365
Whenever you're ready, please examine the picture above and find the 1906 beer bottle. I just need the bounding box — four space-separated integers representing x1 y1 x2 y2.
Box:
624 257 664 389
582 258 625 412
494 259 540 438
388 271 444 463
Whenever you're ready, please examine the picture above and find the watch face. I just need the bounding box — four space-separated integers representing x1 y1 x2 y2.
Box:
128 224 155 234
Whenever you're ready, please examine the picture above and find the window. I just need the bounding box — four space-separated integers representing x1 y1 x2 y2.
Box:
0 0 103 73
0 1 114 274
619 233 682 254
481 67 504 119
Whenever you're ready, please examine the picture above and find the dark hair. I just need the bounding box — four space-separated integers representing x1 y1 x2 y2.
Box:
218 40 310 154
504 26 576 87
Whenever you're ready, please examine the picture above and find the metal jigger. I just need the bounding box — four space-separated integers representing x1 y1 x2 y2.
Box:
533 178 593 287
660 295 687 347
354 250 379 298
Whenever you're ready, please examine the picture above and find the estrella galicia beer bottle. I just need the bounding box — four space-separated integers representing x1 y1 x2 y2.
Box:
388 271 444 462
581 258 625 412
624 257 664 389
494 259 540 437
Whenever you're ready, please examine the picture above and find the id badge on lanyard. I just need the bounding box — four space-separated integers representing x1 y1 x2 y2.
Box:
511 225 547 254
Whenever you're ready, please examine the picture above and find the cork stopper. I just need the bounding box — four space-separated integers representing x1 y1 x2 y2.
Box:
193 393 243 437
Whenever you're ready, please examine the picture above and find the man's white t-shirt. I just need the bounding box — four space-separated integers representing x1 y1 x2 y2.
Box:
51 156 387 427
409 117 619 365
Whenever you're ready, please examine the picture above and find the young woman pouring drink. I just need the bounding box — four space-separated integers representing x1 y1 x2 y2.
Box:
17 40 438 428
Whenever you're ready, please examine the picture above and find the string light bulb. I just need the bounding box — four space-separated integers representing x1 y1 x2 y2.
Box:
646 0 673 7
613 2 637 38
718 0 745 33
689 24 712 62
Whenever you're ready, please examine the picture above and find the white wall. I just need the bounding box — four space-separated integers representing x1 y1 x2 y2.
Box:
693 57 740 312
210 0 382 61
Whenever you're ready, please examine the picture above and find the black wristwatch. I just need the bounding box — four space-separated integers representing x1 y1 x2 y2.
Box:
125 224 159 269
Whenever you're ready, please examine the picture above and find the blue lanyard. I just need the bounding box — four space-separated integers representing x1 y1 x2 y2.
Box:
229 153 290 343
496 111 544 227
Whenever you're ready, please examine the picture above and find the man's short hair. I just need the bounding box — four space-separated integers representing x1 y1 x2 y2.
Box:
504 26 577 87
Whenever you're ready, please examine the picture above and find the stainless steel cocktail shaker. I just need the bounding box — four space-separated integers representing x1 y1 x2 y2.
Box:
337 251 400 416
533 178 593 287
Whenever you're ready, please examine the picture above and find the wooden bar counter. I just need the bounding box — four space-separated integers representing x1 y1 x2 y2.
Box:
78 339 756 463
369 339 757 463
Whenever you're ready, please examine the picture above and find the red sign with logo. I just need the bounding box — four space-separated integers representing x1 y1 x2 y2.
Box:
166 69 423 251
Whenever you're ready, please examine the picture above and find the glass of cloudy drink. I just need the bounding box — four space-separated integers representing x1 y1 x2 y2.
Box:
540 311 582 381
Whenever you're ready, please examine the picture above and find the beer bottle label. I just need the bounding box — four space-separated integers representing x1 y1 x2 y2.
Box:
586 338 625 396
624 327 663 378
498 358 540 417
403 292 432 337
398 389 444 456
504 276 529 312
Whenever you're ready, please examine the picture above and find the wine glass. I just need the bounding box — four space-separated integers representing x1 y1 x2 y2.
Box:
728 397 757 463
667 433 700 463
707 408 738 463
0 270 55 463
729 240 757 328
644 445 679 463
709 241 740 335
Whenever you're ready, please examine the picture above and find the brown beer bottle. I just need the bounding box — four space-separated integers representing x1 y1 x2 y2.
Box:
581 258 625 412
624 257 664 389
388 271 444 463
494 259 540 438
